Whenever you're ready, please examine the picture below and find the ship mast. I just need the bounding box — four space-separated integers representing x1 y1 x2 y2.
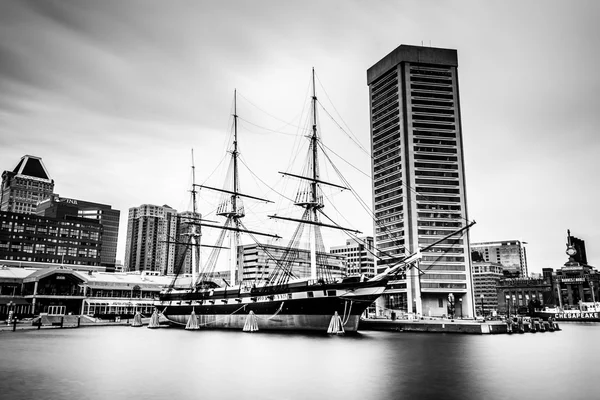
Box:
231 90 241 285
308 68 322 280
190 149 199 286
215 89 244 286
200 90 279 286
269 69 356 283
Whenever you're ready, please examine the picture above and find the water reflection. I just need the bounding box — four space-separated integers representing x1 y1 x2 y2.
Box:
0 324 598 400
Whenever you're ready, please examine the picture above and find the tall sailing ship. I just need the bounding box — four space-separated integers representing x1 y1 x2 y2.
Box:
155 70 462 332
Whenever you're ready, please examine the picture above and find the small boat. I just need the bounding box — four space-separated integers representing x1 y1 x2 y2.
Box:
535 302 600 322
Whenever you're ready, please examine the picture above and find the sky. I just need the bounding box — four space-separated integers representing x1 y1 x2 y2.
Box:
0 0 599 273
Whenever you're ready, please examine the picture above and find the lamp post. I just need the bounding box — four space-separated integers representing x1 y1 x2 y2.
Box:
480 294 485 318
7 300 15 324
7 300 16 331
458 297 463 319
127 303 132 324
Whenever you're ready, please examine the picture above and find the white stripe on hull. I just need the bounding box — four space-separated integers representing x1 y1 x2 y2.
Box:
166 313 361 332
340 285 386 298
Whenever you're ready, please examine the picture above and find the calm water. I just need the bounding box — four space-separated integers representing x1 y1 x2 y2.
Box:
1 323 598 400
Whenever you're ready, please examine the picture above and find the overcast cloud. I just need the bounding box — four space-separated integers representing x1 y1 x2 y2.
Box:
0 0 599 271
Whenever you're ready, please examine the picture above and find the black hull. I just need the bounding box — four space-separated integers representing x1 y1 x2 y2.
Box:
156 279 386 332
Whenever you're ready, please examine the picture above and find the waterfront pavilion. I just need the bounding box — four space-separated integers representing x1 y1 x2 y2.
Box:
1 264 173 319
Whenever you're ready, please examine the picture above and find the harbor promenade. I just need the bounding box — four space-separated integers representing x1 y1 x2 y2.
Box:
359 316 510 334
0 315 161 332
2 315 510 334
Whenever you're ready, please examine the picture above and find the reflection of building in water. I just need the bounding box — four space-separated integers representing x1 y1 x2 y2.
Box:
238 243 345 284
471 240 528 277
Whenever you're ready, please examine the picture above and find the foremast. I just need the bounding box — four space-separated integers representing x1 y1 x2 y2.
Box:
294 69 324 280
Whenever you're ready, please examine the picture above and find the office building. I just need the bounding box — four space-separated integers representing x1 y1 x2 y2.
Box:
497 277 552 315
174 211 201 275
124 204 177 274
330 237 376 278
472 261 504 316
238 243 345 284
471 240 528 277
367 44 473 318
1 155 54 214
0 210 102 266
36 194 120 269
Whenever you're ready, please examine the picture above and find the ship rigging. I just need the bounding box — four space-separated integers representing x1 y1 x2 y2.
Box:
156 70 475 332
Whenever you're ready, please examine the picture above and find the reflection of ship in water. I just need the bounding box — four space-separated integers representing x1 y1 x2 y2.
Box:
535 230 600 322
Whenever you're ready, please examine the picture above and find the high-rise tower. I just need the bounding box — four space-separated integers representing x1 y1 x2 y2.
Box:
471 240 528 277
124 204 177 274
174 210 201 276
367 45 474 318
1 155 54 214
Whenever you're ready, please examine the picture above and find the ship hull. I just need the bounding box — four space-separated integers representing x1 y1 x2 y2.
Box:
156 279 386 332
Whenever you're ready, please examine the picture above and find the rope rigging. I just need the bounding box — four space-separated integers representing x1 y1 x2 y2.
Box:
180 69 474 292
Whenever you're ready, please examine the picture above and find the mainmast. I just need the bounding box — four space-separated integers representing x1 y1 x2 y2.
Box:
269 69 353 282
215 90 244 286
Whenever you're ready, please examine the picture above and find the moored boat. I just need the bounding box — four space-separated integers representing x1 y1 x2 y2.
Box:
535 303 600 322
159 277 387 332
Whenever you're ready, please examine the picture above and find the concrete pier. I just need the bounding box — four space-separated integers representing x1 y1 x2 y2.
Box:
359 317 509 334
